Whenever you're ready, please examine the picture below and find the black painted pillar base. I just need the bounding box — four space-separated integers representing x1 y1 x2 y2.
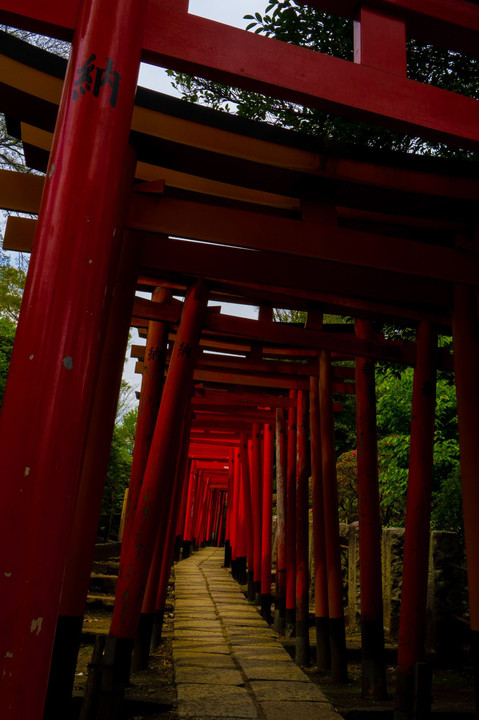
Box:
472 629 479 719
330 617 348 683
254 579 261 605
261 593 272 624
132 613 154 672
174 534 182 562
394 670 414 720
43 614 84 720
361 618 387 700
394 663 432 720
182 540 191 559
150 609 165 650
274 595 286 635
285 608 296 638
247 570 255 600
236 556 247 585
315 616 331 672
95 636 134 720
231 558 238 580
223 540 232 568
295 619 310 667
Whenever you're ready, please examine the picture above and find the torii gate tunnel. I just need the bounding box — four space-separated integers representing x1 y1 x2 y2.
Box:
0 1 479 719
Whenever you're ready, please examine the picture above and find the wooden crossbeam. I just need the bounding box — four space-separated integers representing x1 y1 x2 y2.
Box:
141 7 479 148
128 195 477 285
298 0 479 57
1 3 479 146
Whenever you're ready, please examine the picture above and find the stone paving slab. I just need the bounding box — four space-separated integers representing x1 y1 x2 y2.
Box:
261 701 342 720
173 547 342 720
249 680 332 703
173 652 237 669
177 684 258 718
237 661 312 683
175 666 244 685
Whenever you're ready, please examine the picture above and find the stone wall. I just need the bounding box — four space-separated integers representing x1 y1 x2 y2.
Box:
307 520 466 654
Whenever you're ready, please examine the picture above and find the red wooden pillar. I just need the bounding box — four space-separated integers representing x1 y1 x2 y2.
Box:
224 450 235 567
44 227 140 716
296 390 311 666
394 322 438 719
274 407 287 633
261 422 274 622
182 463 198 557
102 280 208 704
152 422 193 649
134 410 192 667
286 390 297 634
231 447 242 578
252 423 263 600
319 350 348 682
310 375 331 671
123 287 172 535
239 432 255 587
355 319 387 700
452 284 479 715
0 1 148 716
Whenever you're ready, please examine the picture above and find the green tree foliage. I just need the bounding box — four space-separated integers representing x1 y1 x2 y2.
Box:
335 365 462 531
98 422 133 540
170 0 479 157
0 259 26 321
0 316 15 406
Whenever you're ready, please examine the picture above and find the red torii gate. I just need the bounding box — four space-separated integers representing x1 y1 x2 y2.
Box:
0 1 479 719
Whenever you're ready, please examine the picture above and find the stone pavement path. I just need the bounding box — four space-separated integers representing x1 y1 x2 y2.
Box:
173 547 343 720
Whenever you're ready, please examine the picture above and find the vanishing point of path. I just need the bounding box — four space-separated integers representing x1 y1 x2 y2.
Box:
173 546 342 720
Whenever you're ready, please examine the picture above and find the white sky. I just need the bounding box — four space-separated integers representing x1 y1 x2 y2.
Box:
128 2 264 396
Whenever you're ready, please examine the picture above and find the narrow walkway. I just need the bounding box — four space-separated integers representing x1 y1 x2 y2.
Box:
173 547 342 720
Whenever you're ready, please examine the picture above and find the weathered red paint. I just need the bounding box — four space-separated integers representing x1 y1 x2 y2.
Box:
395 322 437 715
123 287 172 536
354 5 407 74
0 0 148 714
110 280 208 639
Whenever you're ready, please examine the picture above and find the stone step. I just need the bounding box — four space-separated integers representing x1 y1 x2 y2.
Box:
89 573 117 594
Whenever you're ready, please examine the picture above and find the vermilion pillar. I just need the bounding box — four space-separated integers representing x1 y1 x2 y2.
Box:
133 411 191 669
310 375 331 672
252 423 263 601
45 227 140 716
224 451 235 567
319 350 348 682
240 433 255 587
394 322 437 719
261 422 274 622
231 448 242 578
452 284 479 715
123 287 172 535
355 319 386 700
286 390 297 634
0 1 148 716
295 390 310 667
274 408 287 633
103 281 208 705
